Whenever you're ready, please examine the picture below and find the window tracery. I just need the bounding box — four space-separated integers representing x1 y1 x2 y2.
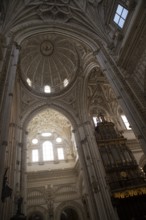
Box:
29 133 66 163
43 141 54 161
32 149 39 162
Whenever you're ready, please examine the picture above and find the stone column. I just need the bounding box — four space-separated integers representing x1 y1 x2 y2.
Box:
0 42 20 213
74 126 100 220
2 123 20 220
20 131 28 215
96 48 146 154
83 121 119 219
74 121 119 220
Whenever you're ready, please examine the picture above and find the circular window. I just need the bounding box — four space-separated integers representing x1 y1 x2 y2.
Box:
32 139 38 144
56 137 62 143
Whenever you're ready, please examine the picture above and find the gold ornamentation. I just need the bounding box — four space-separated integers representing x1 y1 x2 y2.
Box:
120 171 127 178
113 187 146 199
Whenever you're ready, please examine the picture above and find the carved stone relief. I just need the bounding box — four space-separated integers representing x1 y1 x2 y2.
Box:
26 108 72 141
2 0 110 45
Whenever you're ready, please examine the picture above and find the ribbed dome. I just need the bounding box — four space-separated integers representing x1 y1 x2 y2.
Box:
20 33 79 95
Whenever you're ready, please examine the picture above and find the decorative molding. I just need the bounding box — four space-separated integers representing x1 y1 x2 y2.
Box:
2 1 110 45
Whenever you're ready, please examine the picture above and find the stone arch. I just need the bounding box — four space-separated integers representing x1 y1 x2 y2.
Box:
55 201 87 220
9 21 107 124
7 21 119 132
21 103 80 132
20 104 81 169
9 25 105 80
22 105 80 166
12 23 105 49
27 206 47 220
3 12 129 132
14 25 103 126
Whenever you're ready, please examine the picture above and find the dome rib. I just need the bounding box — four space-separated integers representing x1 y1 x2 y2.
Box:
20 33 79 95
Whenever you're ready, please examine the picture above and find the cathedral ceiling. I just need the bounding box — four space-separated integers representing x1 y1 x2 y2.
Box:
0 0 110 46
19 33 79 95
18 31 119 126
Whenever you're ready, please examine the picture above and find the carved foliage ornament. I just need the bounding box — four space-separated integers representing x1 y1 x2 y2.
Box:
35 0 72 21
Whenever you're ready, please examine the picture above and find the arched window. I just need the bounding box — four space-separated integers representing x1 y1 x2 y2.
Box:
32 138 38 144
43 141 54 161
26 78 32 87
41 132 52 137
57 148 64 160
63 78 69 87
44 85 51 93
121 115 131 130
32 149 39 162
